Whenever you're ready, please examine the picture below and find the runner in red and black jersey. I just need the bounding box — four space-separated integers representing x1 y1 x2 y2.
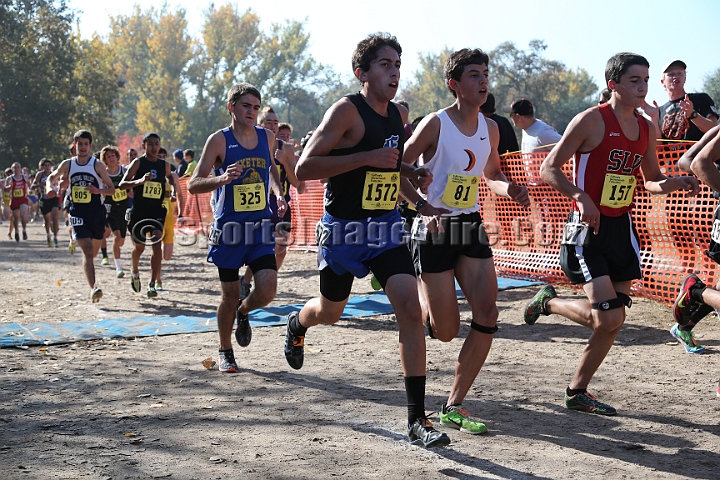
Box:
524 53 699 416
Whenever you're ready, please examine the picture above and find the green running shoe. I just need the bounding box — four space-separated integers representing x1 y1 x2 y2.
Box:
440 403 488 435
524 285 557 325
670 324 706 354
564 390 616 416
101 257 109 266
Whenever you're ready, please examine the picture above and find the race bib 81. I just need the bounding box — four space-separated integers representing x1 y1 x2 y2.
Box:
441 174 479 209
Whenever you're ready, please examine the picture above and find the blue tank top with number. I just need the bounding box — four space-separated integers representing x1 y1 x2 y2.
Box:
213 126 272 225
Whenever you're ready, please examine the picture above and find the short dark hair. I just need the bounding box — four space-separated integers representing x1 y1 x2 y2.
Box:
183 149 195 160
411 116 425 132
158 147 167 155
278 122 293 134
38 158 52 169
73 130 93 144
396 100 409 110
444 48 490 98
142 132 160 143
227 83 261 105
480 93 496 114
605 52 649 84
352 33 402 74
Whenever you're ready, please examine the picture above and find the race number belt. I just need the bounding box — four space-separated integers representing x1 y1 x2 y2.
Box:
71 186 90 204
13 188 24 198
712 219 720 244
599 174 635 208
111 189 128 202
561 211 591 246
362 172 399 210
441 174 479 209
142 181 162 200
233 183 266 212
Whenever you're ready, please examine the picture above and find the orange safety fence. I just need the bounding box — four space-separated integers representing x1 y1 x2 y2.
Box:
173 144 715 307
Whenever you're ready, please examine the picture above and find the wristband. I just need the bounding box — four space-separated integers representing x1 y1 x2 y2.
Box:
415 199 427 210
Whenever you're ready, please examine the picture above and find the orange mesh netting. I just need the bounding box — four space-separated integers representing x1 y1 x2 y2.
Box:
175 144 711 307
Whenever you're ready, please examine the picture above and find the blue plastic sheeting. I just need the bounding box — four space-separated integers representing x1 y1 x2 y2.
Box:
0 277 540 348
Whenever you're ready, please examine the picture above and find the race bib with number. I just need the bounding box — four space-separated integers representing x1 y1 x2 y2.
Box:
599 174 636 208
71 186 90 204
362 172 399 210
69 215 84 226
441 174 479 209
142 181 162 200
13 188 24 198
208 227 222 246
111 189 128 202
233 183 266 212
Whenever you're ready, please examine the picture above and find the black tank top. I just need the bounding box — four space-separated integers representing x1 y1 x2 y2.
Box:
324 93 405 220
105 165 128 206
131 156 167 212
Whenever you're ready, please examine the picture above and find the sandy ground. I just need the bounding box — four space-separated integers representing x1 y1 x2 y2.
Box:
1 220 719 479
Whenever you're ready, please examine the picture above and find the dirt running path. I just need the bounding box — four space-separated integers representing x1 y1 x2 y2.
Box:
0 221 719 479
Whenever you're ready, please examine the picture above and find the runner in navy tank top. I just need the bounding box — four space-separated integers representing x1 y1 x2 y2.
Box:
46 130 116 303
524 53 699 416
188 83 286 373
285 33 450 448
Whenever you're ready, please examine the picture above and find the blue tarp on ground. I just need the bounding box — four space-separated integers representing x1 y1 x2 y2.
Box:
0 278 541 347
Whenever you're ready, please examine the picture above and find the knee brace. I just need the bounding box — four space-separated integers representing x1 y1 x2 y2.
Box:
591 296 626 311
615 292 632 308
471 321 498 335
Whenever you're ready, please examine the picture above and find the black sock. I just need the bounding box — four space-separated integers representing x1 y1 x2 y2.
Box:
289 314 307 337
218 348 233 353
404 376 426 425
691 284 707 303
566 386 587 397
679 323 695 332
101 248 107 257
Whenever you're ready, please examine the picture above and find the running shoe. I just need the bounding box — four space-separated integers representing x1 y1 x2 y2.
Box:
131 274 141 293
218 349 239 373
116 269 125 279
240 281 252 301
101 257 109 266
524 285 557 325
564 390 617 415
439 403 488 435
91 288 103 303
53 238 58 248
22 230 27 240
234 304 252 348
670 324 706 354
147 283 158 298
68 242 75 254
47 238 52 247
426 317 436 340
284 312 304 370
673 274 705 326
15 232 19 242
408 418 451 448
155 279 163 291
371 275 382 291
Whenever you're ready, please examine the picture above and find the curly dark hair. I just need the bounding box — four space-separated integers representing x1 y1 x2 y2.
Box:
444 48 490 98
352 33 402 77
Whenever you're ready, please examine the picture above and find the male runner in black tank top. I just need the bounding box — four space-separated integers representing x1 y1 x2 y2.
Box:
284 33 448 448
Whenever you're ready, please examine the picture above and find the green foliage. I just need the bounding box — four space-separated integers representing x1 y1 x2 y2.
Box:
489 40 597 134
109 5 193 151
0 0 75 168
398 48 455 117
703 67 720 105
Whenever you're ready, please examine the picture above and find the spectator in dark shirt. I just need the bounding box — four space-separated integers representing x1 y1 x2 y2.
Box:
656 60 718 141
480 93 519 155
173 149 188 177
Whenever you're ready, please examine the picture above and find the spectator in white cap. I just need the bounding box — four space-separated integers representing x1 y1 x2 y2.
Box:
509 98 561 153
657 60 718 141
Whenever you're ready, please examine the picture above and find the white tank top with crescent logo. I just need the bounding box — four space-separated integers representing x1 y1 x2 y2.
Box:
418 109 492 216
